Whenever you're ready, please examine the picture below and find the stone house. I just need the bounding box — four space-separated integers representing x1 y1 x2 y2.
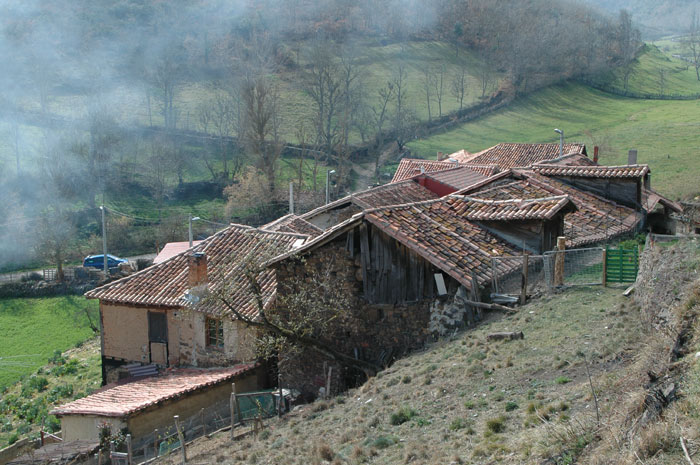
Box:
85 225 310 384
267 193 577 397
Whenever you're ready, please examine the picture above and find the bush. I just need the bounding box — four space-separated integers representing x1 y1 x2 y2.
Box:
486 416 506 434
7 433 19 445
29 376 49 392
390 406 417 425
555 376 571 385
449 418 468 431
505 401 519 412
371 436 396 449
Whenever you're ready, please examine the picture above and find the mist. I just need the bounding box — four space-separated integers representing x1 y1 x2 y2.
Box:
0 0 635 271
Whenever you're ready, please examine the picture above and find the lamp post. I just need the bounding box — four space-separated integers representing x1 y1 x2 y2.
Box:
325 169 336 205
189 216 200 248
100 206 108 278
554 128 564 158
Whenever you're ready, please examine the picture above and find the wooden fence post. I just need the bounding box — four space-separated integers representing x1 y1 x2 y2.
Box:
554 237 566 286
602 249 607 287
97 449 103 465
521 254 529 305
325 366 333 400
200 408 205 436
174 416 186 465
126 434 133 465
154 429 159 459
230 383 237 441
277 373 283 418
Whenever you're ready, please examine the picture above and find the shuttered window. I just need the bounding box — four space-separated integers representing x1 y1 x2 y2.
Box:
206 317 224 348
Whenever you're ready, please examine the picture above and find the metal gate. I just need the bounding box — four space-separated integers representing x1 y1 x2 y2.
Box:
605 248 639 283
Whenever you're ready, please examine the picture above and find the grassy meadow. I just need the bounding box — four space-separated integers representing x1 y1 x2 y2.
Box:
0 296 98 389
407 82 700 199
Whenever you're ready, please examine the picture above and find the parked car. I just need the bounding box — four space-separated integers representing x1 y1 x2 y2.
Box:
83 254 128 270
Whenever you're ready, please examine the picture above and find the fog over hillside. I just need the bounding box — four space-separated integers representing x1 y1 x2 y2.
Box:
577 0 698 36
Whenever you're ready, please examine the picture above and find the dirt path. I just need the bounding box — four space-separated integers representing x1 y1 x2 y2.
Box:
351 143 398 191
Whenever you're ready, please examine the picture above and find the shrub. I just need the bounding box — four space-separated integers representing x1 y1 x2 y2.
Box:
371 436 396 449
7 433 19 445
449 418 468 431
505 401 519 412
555 376 571 385
401 375 412 384
29 376 49 392
390 407 417 425
486 416 506 434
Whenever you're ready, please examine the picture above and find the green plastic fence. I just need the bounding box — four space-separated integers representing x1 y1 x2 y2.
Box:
235 390 278 422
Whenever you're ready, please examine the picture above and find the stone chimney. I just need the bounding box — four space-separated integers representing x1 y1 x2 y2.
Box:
437 151 444 161
628 149 637 165
188 252 208 288
593 146 599 164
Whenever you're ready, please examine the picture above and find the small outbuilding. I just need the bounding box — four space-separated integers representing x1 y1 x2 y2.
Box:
51 364 261 442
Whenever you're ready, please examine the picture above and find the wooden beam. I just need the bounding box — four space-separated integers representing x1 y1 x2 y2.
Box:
554 236 566 286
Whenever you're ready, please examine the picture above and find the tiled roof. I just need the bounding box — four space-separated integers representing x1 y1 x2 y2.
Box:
86 225 307 319
154 241 203 264
391 159 461 183
451 195 574 221
462 143 587 169
51 365 256 418
421 166 489 190
643 188 683 213
299 181 438 227
537 152 597 167
262 214 323 237
365 198 523 289
532 164 649 178
466 171 642 247
353 180 439 208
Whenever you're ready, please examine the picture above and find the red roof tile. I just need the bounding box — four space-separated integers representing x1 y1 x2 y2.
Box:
532 164 649 178
365 198 524 289
466 171 642 247
451 195 574 221
51 365 256 418
262 214 323 237
154 241 203 264
420 167 489 190
391 159 461 183
461 143 587 169
643 188 683 213
86 225 307 319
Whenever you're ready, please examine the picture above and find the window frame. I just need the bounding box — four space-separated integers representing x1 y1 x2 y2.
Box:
205 317 224 349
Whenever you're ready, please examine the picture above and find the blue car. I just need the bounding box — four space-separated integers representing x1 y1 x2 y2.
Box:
83 254 128 270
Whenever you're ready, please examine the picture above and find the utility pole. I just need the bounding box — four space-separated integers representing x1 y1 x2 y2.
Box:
188 216 200 248
100 206 108 278
289 182 294 214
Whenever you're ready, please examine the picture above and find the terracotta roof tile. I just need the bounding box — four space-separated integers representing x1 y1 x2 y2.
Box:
532 164 649 178
86 225 307 320
365 198 524 289
391 158 499 183
51 365 256 417
420 167 489 190
466 171 642 247
461 143 587 169
450 195 574 221
154 241 203 264
262 214 323 237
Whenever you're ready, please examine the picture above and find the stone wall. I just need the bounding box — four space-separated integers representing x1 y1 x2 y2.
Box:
273 236 432 398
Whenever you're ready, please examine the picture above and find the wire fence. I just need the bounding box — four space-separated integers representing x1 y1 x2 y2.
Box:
105 390 284 464
491 247 606 297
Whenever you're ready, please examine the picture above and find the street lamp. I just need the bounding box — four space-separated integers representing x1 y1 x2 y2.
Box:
100 206 108 278
189 216 200 247
554 128 564 158
325 169 336 205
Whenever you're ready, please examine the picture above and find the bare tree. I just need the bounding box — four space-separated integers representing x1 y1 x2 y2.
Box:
421 66 434 122
658 69 667 95
369 82 394 178
204 245 380 378
617 10 640 92
433 63 446 117
242 77 283 197
682 11 700 81
392 63 413 151
451 64 468 110
34 207 75 282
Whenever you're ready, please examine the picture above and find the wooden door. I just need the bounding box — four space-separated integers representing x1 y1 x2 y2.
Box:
148 312 168 365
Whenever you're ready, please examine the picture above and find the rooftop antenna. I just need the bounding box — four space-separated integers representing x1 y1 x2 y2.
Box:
554 128 564 158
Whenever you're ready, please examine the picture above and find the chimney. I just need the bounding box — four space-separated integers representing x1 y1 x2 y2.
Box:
437 151 444 161
628 149 637 165
593 146 599 164
188 252 207 288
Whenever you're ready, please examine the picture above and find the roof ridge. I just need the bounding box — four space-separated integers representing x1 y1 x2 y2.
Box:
452 194 569 205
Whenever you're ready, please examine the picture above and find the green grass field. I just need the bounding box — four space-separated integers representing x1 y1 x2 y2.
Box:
0 296 98 389
407 82 700 199
597 44 700 96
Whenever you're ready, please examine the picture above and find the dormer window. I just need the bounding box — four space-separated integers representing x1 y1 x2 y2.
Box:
206 317 224 348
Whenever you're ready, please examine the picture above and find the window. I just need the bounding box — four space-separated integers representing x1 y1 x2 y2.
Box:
206 317 224 348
